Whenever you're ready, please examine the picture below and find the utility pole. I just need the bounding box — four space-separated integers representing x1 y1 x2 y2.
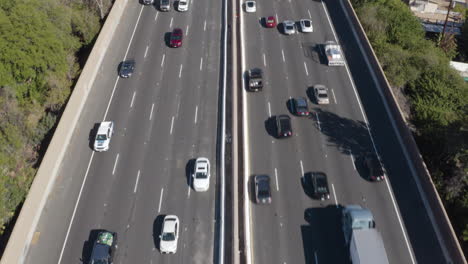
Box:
441 0 454 39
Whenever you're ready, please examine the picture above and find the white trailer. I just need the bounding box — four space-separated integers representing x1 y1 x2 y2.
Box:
350 229 389 264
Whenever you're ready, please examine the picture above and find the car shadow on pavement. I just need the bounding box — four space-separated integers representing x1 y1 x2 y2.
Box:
264 116 277 138
306 86 316 104
153 215 166 251
286 98 295 116
164 32 171 47
88 123 100 151
302 206 350 264
185 159 196 188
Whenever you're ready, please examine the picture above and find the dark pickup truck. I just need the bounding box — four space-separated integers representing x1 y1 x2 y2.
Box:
248 68 263 92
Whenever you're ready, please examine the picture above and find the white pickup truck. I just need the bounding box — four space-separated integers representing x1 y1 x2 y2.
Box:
323 41 345 66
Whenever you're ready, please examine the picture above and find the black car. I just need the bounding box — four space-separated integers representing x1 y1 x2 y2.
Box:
119 60 135 78
293 97 309 116
254 175 272 204
306 172 330 200
89 231 117 264
275 115 292 138
363 154 385 181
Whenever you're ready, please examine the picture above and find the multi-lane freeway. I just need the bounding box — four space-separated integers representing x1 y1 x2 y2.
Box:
24 1 222 263
241 0 448 264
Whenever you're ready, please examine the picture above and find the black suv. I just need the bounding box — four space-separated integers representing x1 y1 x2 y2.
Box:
89 231 117 264
306 172 330 200
119 60 135 78
254 175 272 204
275 115 292 138
363 154 385 181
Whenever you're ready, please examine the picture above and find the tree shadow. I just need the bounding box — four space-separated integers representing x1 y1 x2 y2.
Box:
315 109 372 158
153 215 166 251
302 206 350 264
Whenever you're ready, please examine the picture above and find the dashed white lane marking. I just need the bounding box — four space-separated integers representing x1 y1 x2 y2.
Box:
204 20 207 31
275 168 279 191
350 150 356 170
263 53 266 66
331 88 337 104
170 116 175 135
267 102 272 117
170 17 173 28
161 54 165 67
303 61 309 76
275 13 279 23
308 10 312 19
300 160 304 177
158 188 164 213
179 64 183 78
315 112 321 131
134 170 141 193
130 91 136 108
331 183 338 206
149 103 155 120
155 12 159 21
314 251 319 263
194 105 198 123
112 154 119 175
144 45 149 58
200 57 203 71
281 49 285 62
186 24 189 36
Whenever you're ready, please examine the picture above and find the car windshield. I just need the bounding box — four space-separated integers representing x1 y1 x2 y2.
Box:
162 0 169 3
172 34 181 40
315 176 328 193
247 2 254 7
304 21 311 27
96 134 107 140
296 99 307 107
318 93 328 98
286 25 293 29
195 172 207 179
162 232 175 241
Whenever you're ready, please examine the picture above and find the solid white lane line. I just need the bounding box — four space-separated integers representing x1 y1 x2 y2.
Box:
314 251 318 263
300 160 304 177
281 49 285 62
194 105 198 123
144 45 149 58
170 116 175 135
158 188 164 213
315 112 321 131
161 54 165 67
331 183 338 206
331 89 337 104
134 170 141 193
308 10 312 19
263 53 266 66
186 24 189 36
155 12 159 21
112 154 119 175
303 61 309 76
275 168 279 191
268 102 272 117
170 17 173 28
58 5 146 264
204 20 207 31
149 103 155 120
200 57 203 71
350 150 356 170
179 64 183 78
130 91 136 108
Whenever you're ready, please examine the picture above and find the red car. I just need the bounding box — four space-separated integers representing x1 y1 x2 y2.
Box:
170 28 183 48
265 16 277 28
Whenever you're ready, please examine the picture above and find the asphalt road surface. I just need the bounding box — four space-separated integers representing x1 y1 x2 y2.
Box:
242 0 447 263
24 0 222 263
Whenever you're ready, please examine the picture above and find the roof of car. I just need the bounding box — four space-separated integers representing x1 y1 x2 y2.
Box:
295 97 307 106
97 122 112 135
163 216 178 232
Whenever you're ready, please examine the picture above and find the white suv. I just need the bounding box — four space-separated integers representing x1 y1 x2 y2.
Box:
160 215 179 254
178 0 188 11
192 157 211 192
94 121 114 152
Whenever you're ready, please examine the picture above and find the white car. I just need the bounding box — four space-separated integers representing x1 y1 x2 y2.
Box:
160 215 179 254
300 19 313 33
313 84 330 104
142 0 154 4
283 20 296 35
94 121 114 152
245 1 256 12
178 0 188 11
192 157 211 192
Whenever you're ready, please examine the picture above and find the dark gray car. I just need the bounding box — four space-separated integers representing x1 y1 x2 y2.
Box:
119 60 135 78
255 175 272 204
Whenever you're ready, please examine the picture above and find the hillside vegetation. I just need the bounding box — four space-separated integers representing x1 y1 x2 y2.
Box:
0 0 110 236
351 0 468 253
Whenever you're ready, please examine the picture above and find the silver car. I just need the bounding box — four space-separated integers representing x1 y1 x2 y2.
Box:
300 19 313 33
283 20 296 35
313 84 330 104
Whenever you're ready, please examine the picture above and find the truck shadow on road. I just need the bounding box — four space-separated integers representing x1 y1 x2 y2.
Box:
302 206 350 264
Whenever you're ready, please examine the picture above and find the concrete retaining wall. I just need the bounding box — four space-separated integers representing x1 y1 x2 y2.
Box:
0 1 129 263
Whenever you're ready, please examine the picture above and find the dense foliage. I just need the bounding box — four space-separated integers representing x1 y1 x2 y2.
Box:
352 0 468 253
0 0 104 235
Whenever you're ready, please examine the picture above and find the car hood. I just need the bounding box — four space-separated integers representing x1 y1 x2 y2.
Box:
94 140 109 148
193 178 209 191
160 239 177 251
